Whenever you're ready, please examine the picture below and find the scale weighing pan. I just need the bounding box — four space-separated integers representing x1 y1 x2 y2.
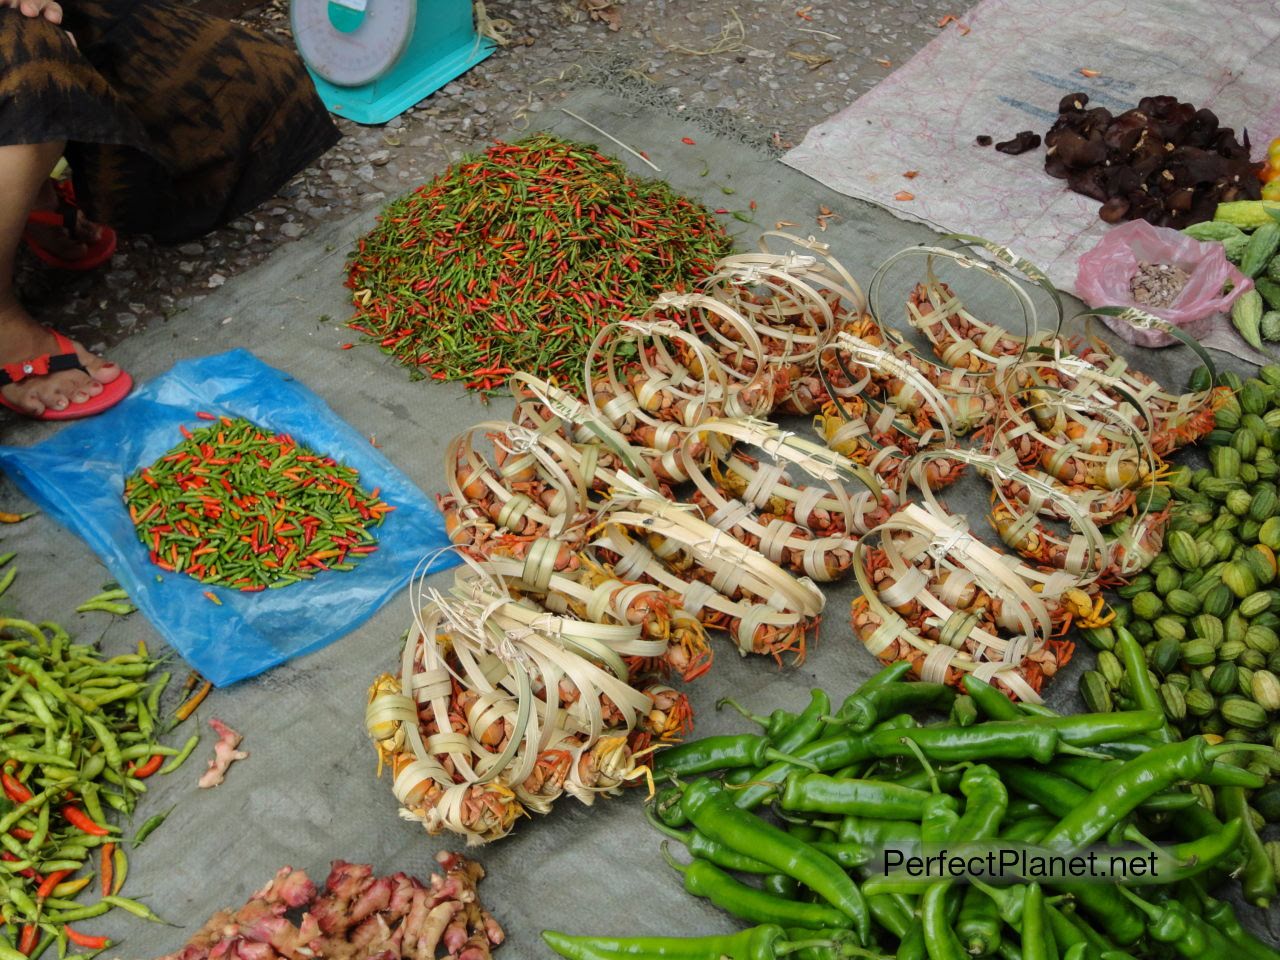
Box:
293 0 496 125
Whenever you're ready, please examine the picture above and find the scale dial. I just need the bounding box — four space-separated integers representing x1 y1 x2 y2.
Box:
291 0 416 88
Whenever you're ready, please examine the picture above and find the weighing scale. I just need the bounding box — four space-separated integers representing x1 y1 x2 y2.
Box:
292 0 496 125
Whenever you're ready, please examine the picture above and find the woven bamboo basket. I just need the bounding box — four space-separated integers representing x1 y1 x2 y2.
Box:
365 552 692 845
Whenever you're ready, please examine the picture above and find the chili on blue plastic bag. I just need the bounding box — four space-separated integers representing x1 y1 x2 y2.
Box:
0 349 458 686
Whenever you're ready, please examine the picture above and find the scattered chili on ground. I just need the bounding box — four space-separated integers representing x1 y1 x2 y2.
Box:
124 417 393 590
345 134 733 394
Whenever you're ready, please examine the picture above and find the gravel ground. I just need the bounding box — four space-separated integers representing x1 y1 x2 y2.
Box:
16 0 962 352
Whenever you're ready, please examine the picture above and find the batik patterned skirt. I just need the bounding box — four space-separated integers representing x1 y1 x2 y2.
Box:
0 0 340 242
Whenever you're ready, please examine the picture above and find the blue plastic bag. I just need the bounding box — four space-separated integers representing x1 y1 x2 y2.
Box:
0 349 458 686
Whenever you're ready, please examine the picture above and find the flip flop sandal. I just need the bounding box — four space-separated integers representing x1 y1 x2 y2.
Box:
23 180 117 271
0 329 133 422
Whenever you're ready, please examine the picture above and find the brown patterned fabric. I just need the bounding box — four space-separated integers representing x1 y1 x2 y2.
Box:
0 2 340 243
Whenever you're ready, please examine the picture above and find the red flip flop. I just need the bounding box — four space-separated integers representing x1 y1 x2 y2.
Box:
23 181 117 271
0 330 133 421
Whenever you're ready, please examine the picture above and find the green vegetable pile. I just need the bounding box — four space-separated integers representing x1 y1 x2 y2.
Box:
543 666 1279 960
1087 368 1280 805
1185 204 1280 349
0 559 194 956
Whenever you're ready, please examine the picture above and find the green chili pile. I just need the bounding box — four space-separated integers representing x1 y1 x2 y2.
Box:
124 416 393 591
545 665 1280 960
1 573 194 956
345 133 734 393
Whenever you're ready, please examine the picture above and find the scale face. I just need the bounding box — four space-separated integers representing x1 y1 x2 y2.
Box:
291 0 416 88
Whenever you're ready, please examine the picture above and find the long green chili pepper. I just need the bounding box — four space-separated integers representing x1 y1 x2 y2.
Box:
1217 784 1275 908
957 885 1002 957
1040 739 1269 852
1135 818 1244 885
991 764 1157 852
837 815 921 847
730 734 877 812
646 809 774 874
101 894 168 924
920 883 967 960
716 696 804 742
827 681 955 732
866 894 913 941
1117 888 1236 960
131 806 176 847
1112 626 1175 743
1059 907 1132 960
779 773 945 820
1021 883 1056 960
896 924 926 960
954 764 1008 840
543 924 788 960
864 722 1066 765
655 735 820 778
662 845 851 929
1020 710 1165 747
159 733 200 775
1047 758 1198 812
1197 891 1279 960
759 873 800 901
752 689 831 762
962 676 1022 722
680 779 870 943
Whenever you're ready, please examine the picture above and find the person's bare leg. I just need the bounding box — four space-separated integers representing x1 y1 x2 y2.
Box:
0 141 120 416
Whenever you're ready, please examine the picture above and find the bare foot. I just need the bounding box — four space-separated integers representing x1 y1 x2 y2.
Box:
24 179 102 261
0 297 120 416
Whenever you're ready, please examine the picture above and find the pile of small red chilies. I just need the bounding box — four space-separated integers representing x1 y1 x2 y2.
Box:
345 134 734 394
124 416 393 591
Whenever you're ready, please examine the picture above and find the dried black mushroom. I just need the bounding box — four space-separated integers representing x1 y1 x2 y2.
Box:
1027 91 1262 227
995 131 1041 155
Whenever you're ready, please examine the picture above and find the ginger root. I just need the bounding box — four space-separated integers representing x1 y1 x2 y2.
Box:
153 853 503 960
198 717 248 789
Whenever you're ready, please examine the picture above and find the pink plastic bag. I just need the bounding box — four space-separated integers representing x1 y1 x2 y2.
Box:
1075 219 1251 347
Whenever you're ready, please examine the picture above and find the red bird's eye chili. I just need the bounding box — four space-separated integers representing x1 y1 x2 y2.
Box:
62 805 110 837
343 134 733 396
127 754 164 779
1 770 32 804
36 870 71 900
63 926 110 951
123 417 393 591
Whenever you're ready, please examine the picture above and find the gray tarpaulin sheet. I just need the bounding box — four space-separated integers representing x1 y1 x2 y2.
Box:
0 89 1273 954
